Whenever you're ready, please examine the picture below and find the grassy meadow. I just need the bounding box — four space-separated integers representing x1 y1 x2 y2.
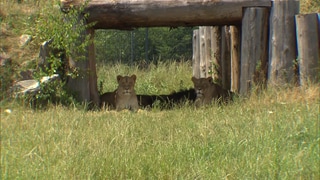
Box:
2 62 320 179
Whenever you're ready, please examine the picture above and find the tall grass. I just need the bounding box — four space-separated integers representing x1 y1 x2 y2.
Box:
2 63 319 179
97 61 194 95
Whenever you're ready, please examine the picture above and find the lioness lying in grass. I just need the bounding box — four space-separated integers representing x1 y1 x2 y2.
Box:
191 76 233 107
100 75 139 111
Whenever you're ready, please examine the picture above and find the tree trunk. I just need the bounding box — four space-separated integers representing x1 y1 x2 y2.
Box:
295 13 320 86
61 0 271 29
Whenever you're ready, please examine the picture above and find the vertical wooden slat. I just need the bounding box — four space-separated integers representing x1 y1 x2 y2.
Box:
221 26 231 90
230 25 240 93
210 26 222 83
192 29 200 78
88 28 100 106
204 27 212 77
295 13 320 86
199 26 206 78
268 0 300 86
240 7 269 95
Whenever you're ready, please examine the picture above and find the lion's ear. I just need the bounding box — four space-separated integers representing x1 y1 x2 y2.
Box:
207 77 213 83
117 75 122 82
131 74 137 82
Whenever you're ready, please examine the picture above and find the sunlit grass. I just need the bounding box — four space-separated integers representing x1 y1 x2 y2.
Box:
2 62 319 179
97 61 194 95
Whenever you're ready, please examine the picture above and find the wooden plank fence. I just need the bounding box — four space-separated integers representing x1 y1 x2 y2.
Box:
192 2 319 94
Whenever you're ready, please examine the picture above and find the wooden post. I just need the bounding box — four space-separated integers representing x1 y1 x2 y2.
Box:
210 26 222 83
295 13 320 86
66 15 90 102
88 28 100 105
240 7 269 95
199 26 206 78
221 26 231 90
268 0 299 86
204 27 212 77
230 25 240 93
192 29 200 78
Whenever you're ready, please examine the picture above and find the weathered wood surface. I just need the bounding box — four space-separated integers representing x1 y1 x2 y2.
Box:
210 26 222 83
199 27 206 78
88 29 100 105
192 29 200 78
221 26 231 90
268 0 299 86
230 25 240 93
204 27 212 78
61 0 271 29
295 13 320 86
240 7 269 95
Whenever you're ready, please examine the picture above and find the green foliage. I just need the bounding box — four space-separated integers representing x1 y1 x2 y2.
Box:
33 1 94 62
21 0 96 108
0 60 18 100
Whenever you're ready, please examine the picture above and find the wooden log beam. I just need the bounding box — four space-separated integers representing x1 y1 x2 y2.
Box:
61 0 271 29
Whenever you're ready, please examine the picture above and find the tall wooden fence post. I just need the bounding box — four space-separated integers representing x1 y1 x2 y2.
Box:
268 0 299 86
295 13 320 86
240 7 269 95
66 15 90 103
210 26 222 83
88 28 100 105
240 7 269 94
221 26 231 90
230 25 240 93
192 29 200 78
204 27 212 77
199 27 206 78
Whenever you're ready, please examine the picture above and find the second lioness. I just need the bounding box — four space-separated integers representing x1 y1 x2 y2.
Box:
100 75 139 111
191 76 233 107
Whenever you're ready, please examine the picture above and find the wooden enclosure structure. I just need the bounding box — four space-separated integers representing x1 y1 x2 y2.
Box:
60 0 319 105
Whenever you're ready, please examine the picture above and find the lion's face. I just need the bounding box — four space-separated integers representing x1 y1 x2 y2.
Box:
191 76 213 98
117 75 136 95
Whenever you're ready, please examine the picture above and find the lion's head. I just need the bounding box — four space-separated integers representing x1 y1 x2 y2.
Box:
191 76 214 98
116 75 137 95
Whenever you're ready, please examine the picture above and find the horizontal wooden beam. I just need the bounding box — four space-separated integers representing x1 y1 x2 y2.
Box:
61 0 271 29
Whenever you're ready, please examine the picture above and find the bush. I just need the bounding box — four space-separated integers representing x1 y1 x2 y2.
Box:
23 0 95 108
